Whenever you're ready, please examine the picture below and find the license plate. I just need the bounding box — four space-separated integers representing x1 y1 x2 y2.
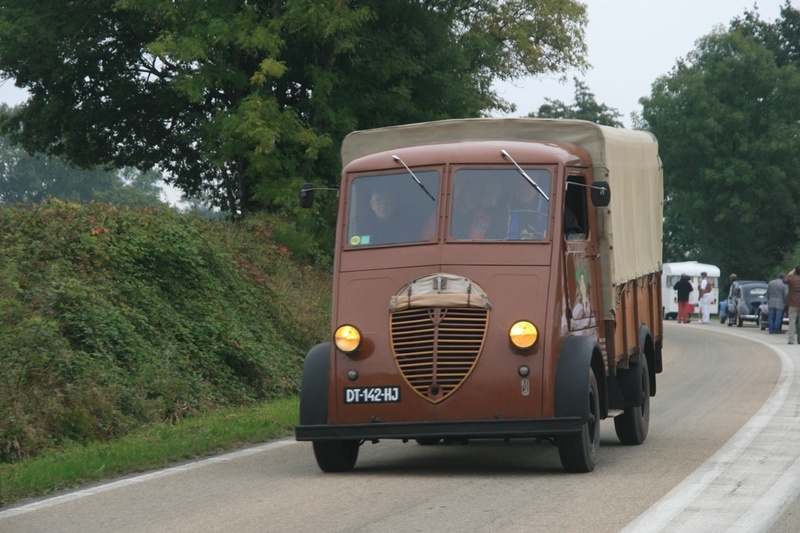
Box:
344 386 401 404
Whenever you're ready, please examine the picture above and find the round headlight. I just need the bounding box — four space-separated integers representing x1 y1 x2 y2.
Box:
509 320 538 350
334 325 362 354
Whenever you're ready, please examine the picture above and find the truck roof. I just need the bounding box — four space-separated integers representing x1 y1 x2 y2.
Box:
341 118 663 316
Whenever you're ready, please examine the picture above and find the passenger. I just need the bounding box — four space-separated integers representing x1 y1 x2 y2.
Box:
451 179 494 240
563 205 584 238
506 179 548 240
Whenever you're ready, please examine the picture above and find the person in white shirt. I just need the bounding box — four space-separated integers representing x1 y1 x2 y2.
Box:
698 272 714 324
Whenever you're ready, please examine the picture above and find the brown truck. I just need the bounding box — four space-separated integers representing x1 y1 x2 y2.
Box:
296 118 664 473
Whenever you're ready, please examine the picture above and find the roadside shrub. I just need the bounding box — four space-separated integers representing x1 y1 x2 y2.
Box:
0 201 330 462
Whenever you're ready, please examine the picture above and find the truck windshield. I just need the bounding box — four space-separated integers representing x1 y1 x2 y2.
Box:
451 168 552 240
346 170 440 246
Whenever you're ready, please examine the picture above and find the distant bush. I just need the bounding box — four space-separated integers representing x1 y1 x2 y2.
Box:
0 201 330 463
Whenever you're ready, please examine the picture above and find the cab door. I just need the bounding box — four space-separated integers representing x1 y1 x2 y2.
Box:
563 175 600 331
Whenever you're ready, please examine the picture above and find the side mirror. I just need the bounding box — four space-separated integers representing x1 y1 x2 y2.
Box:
300 182 315 208
590 181 610 207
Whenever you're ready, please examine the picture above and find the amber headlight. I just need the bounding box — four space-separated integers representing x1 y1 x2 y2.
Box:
334 325 362 354
509 320 539 350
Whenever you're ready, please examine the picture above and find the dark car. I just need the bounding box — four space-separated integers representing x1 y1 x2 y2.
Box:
727 281 768 327
723 279 761 324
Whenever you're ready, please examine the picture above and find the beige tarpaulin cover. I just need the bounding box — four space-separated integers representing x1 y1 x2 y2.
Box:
389 273 491 312
343 118 663 319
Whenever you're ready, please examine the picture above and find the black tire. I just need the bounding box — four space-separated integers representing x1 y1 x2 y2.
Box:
312 440 359 472
737 314 744 327
614 357 651 445
558 370 600 473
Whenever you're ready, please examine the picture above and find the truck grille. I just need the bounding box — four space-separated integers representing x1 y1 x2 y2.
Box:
390 307 488 403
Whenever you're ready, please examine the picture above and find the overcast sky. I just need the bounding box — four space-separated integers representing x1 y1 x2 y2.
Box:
493 0 791 125
0 1 792 127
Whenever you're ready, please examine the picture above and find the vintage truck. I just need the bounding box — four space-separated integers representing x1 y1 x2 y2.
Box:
296 118 664 472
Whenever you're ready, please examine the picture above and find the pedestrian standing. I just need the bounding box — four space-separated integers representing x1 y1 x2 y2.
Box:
783 266 800 345
674 273 694 323
720 273 736 322
767 273 788 334
698 271 714 324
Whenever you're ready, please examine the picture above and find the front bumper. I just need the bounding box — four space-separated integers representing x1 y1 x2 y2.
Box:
296 417 583 441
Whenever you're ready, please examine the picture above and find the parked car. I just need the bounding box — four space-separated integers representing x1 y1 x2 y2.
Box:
724 279 762 324
727 281 768 327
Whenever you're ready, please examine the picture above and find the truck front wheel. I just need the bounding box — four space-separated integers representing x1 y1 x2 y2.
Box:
557 370 600 473
312 440 360 472
614 356 650 445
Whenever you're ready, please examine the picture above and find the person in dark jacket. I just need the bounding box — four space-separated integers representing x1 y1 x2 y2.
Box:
720 273 736 322
674 273 694 324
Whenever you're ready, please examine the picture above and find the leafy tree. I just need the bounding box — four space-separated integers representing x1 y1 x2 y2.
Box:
529 77 623 127
94 168 168 207
0 106 165 206
0 0 589 217
641 4 800 278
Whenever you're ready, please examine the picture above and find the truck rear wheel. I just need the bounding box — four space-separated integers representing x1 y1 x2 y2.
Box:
312 440 360 472
614 356 650 445
557 369 600 473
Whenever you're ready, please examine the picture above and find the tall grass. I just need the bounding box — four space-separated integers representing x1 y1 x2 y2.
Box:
0 398 299 507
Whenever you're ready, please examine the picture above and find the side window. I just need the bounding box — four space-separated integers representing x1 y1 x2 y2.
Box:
564 176 588 240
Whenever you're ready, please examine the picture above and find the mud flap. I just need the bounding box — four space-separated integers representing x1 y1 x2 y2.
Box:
555 335 597 421
299 343 331 426
612 363 644 408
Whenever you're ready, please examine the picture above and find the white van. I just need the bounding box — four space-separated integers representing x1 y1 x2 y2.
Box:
662 262 720 320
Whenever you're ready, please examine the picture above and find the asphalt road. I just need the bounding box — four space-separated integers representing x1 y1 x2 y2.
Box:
4 320 800 532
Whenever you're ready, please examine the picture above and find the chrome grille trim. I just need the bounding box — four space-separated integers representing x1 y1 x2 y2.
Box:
390 307 488 403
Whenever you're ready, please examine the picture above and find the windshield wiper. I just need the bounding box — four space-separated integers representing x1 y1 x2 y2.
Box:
392 155 436 201
501 149 550 202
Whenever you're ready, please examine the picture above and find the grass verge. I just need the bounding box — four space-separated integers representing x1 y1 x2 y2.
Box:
0 397 299 508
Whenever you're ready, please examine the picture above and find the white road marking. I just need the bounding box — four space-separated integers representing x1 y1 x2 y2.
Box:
622 331 800 532
0 439 296 519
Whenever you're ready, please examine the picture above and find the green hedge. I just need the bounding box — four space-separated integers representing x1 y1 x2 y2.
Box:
0 201 330 463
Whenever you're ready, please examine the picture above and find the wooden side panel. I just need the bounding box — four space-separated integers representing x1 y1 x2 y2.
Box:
610 272 663 370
